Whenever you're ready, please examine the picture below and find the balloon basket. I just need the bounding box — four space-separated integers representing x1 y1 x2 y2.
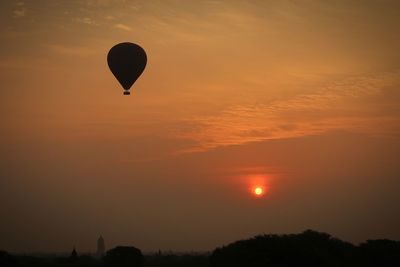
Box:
123 91 130 95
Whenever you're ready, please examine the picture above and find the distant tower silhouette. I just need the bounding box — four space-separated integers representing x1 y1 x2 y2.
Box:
70 246 78 260
96 235 105 258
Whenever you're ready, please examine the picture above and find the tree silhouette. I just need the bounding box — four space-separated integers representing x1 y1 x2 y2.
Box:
357 239 400 267
103 246 143 267
0 250 16 266
210 230 355 267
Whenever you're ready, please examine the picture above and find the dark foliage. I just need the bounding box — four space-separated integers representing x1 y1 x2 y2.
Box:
0 252 102 267
0 250 17 266
1 230 399 267
144 253 210 267
103 246 143 267
210 230 400 267
357 239 400 267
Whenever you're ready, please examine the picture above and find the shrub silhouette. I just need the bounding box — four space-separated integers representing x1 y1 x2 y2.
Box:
210 230 355 267
104 246 143 267
144 253 210 267
0 250 16 266
357 239 400 267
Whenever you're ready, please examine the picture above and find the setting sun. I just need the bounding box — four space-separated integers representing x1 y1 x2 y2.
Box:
254 187 263 196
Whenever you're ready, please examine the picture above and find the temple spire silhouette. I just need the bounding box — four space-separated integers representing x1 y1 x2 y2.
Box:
96 235 105 258
70 246 78 260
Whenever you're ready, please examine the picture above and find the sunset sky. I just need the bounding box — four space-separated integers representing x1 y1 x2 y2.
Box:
1 0 400 253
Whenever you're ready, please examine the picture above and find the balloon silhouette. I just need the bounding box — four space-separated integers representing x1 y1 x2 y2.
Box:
107 42 147 95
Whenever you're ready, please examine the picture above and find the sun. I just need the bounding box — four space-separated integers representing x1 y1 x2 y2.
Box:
247 174 269 198
254 186 263 196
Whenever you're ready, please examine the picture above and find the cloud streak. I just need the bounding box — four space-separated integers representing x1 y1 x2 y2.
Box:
114 23 132 31
13 2 26 18
73 17 98 26
178 71 400 152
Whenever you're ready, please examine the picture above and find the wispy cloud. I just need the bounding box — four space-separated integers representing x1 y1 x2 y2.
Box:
84 0 128 7
178 71 400 152
105 15 115 20
45 43 102 56
114 23 132 31
73 17 98 26
13 2 26 18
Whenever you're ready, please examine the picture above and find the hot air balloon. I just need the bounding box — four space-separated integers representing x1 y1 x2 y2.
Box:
107 42 147 95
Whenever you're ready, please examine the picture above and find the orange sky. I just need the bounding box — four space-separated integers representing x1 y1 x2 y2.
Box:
1 0 400 253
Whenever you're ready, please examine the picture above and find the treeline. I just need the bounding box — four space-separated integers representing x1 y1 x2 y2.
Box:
211 230 400 267
0 247 210 267
1 230 400 267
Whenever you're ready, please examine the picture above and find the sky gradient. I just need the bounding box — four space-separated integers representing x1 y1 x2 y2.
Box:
1 0 400 253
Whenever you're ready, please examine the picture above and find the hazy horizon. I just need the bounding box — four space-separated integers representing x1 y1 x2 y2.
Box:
1 0 400 253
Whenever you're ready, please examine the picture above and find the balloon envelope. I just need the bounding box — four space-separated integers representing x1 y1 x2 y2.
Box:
107 42 147 94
